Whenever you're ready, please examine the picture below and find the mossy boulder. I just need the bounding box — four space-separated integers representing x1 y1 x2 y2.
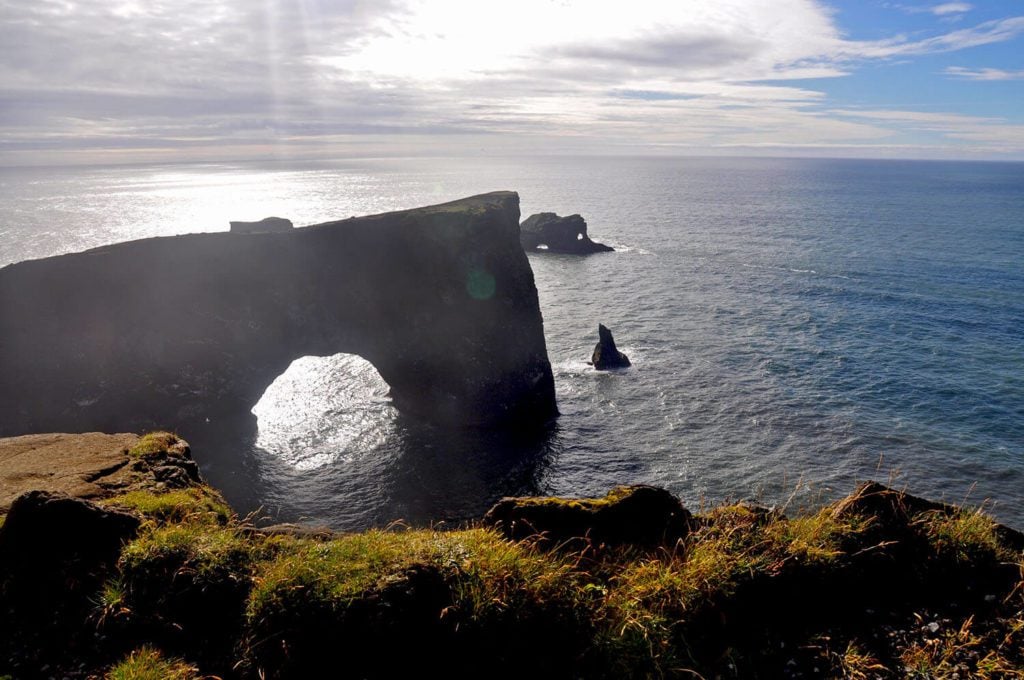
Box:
483 485 692 546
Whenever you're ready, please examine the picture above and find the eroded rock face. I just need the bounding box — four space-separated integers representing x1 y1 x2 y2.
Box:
0 192 557 436
520 212 613 254
229 216 293 233
590 324 631 370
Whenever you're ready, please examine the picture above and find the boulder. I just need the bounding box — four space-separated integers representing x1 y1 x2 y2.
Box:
229 216 293 233
0 490 140 569
0 432 136 512
0 431 201 512
520 212 613 254
833 480 1024 553
0 490 142 675
483 485 691 546
590 324 631 370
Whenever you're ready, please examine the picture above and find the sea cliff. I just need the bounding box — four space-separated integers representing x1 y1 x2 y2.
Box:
0 192 557 437
1 432 1021 679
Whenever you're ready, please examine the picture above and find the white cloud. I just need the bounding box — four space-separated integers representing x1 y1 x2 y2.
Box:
946 66 1024 80
843 17 1024 58
1 0 1023 163
895 3 972 16
831 108 1024 151
931 3 973 16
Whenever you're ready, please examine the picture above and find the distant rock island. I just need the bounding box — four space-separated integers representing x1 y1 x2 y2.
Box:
520 212 613 254
0 192 558 436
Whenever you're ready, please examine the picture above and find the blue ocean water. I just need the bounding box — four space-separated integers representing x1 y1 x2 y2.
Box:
1 156 1022 529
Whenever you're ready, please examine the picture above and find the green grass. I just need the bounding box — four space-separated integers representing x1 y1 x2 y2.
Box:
86 481 1024 678
247 527 581 621
241 526 596 676
922 507 1014 563
127 431 181 459
120 522 256 582
104 487 231 525
765 507 869 565
105 646 197 680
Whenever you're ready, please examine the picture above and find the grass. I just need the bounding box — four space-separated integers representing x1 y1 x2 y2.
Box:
103 487 231 525
247 527 582 622
105 646 197 680
76 481 1024 678
766 506 869 565
921 506 1014 563
119 521 257 586
838 642 887 679
127 431 182 459
242 526 595 676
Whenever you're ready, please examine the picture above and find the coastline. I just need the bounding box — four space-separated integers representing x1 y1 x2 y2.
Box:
3 160 1022 529
2 432 1022 678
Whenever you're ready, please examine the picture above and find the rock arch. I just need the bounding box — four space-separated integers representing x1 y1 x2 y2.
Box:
0 192 558 437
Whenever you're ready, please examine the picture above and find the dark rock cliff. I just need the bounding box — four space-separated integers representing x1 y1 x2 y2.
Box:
0 191 558 436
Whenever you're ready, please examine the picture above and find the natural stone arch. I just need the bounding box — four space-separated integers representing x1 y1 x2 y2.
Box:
0 192 558 437
251 352 395 470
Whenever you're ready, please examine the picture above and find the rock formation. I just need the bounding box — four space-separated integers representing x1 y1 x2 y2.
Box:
483 485 692 546
519 212 613 254
0 431 202 514
0 192 558 436
229 216 293 233
590 324 631 369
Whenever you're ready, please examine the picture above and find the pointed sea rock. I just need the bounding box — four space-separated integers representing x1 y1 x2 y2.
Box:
590 324 631 370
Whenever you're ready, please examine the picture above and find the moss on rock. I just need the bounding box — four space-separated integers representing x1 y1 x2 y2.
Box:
104 487 231 525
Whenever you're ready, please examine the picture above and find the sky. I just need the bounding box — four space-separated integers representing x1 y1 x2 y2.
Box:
1 0 1023 165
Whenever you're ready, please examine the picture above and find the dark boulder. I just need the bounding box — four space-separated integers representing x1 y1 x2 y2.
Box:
520 212 613 254
0 491 142 674
590 324 631 370
229 216 293 233
0 490 140 571
833 480 1024 553
483 485 691 546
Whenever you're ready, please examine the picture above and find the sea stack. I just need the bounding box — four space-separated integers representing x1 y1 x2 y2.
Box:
520 212 613 254
591 324 631 370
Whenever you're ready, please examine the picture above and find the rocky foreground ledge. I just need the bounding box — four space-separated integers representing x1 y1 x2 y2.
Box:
2 434 1023 679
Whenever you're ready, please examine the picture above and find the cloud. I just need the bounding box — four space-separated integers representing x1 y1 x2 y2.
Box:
931 3 973 16
945 66 1024 80
831 108 1024 151
894 3 972 16
844 17 1024 58
1 0 1023 164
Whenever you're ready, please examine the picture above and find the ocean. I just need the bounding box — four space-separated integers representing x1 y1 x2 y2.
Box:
1 156 1022 530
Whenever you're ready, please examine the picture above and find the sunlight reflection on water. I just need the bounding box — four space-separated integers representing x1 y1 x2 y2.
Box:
252 354 396 471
